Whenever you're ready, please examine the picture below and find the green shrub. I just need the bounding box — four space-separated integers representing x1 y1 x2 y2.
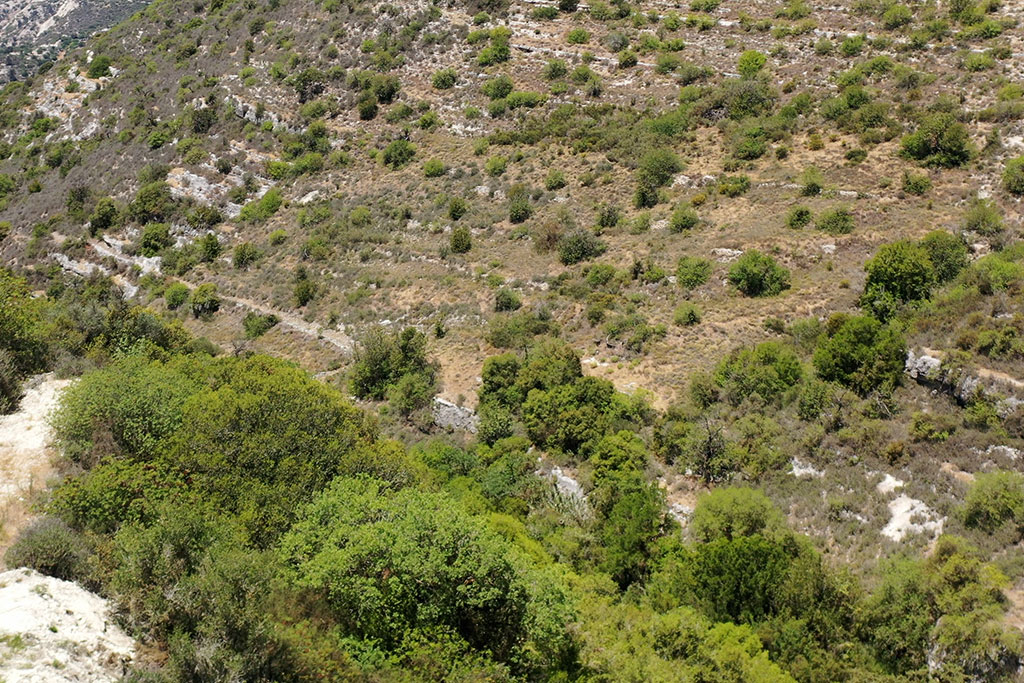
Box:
840 35 865 56
243 312 280 339
786 205 812 229
963 198 1004 236
448 197 469 221
239 188 283 223
677 256 712 289
382 140 415 169
495 288 522 312
727 250 791 297
506 91 546 109
139 223 172 256
233 242 263 269
920 231 967 283
566 28 590 44
165 282 190 310
962 471 1024 534
714 341 803 404
902 170 932 195
669 205 699 233
1003 156 1024 195
543 60 568 80
862 240 935 312
508 185 533 223
482 75 514 99
718 174 751 197
813 314 905 395
431 68 458 90
901 113 972 167
674 302 702 326
485 156 507 176
635 149 683 208
545 169 567 190
423 159 446 177
189 283 221 319
816 207 855 235
4 518 88 581
558 230 606 265
86 55 112 78
268 229 288 246
799 166 824 196
881 4 912 29
737 50 767 78
451 226 472 254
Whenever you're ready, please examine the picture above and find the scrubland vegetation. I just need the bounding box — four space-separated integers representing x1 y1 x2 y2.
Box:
1 0 1024 676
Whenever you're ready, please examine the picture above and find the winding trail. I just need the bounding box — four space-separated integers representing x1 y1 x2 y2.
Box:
79 238 354 355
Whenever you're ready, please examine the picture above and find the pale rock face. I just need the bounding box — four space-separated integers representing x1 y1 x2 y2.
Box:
0 568 136 682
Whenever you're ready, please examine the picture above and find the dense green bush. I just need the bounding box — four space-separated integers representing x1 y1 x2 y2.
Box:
786 205 812 229
901 113 972 167
558 230 606 265
816 207 854 235
921 231 967 283
431 68 458 90
451 226 472 253
669 205 699 233
382 139 416 169
677 256 712 289
727 250 790 297
495 288 522 312
139 223 172 257
714 341 803 405
862 240 935 318
674 302 702 326
963 198 1004 236
962 471 1024 534
423 158 446 177
1003 156 1024 195
813 314 906 395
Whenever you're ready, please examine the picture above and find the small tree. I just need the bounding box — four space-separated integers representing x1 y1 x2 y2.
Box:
165 282 190 310
727 250 790 297
189 283 221 318
901 113 972 168
862 240 935 316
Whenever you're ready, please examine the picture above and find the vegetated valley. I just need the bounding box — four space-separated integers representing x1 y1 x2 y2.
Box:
0 0 1023 678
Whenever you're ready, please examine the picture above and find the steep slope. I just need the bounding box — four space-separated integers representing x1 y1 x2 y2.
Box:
0 0 150 83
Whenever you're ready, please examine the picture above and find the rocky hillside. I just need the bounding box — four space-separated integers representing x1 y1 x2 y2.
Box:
1 0 1024 677
0 0 149 83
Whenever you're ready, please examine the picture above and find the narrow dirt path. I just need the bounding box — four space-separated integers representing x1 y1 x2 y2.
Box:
81 238 355 355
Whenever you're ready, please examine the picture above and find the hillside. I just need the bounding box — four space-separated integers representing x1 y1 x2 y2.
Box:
0 0 1024 677
0 0 150 83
